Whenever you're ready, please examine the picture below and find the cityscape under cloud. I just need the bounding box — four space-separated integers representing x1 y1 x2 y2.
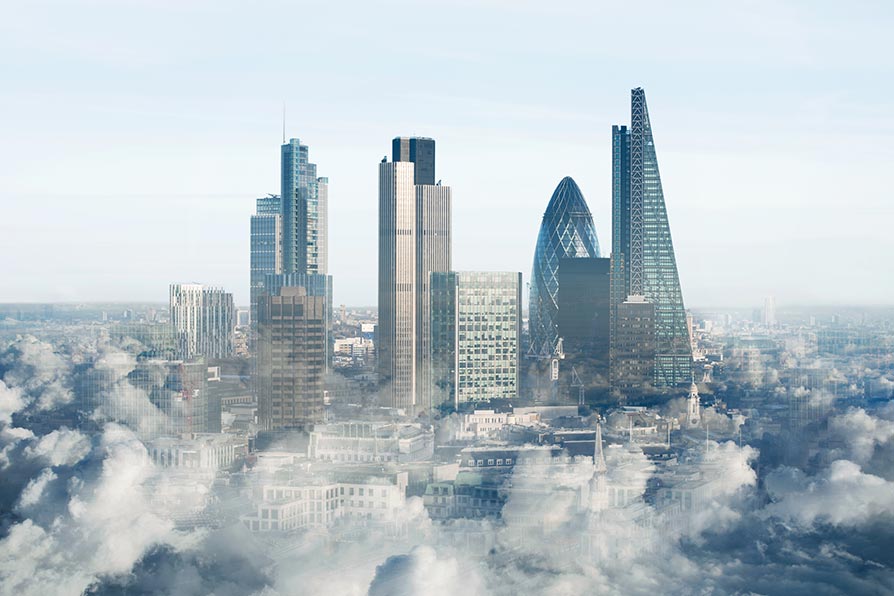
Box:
2 2 894 596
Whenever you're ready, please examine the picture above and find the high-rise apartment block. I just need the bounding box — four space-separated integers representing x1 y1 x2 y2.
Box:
610 88 692 392
256 287 326 430
378 137 451 415
169 283 235 359
430 271 522 407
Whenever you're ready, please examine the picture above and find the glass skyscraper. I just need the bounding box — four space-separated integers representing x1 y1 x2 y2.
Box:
281 139 328 276
528 177 601 359
611 88 692 388
250 195 282 329
430 271 522 407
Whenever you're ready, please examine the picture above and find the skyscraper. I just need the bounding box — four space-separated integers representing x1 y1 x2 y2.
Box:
257 287 326 430
556 257 611 401
430 271 522 407
610 88 692 390
281 138 328 276
170 283 235 359
528 177 601 359
392 137 435 185
378 138 451 415
264 272 333 371
250 195 282 329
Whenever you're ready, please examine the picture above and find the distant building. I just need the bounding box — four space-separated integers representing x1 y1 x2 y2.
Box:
430 271 522 408
557 257 611 402
169 283 235 359
308 421 434 463
250 195 283 329
528 177 601 360
148 433 247 470
762 296 777 328
378 137 451 415
611 295 656 397
610 88 692 391
257 287 326 430
454 409 541 441
79 353 210 438
241 467 408 533
264 272 333 370
281 138 328 276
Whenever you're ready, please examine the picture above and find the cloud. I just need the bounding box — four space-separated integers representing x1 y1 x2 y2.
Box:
3 334 894 595
369 545 487 596
765 459 894 527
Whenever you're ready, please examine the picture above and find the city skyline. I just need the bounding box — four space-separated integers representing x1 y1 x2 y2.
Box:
3 2 893 308
2 3 894 594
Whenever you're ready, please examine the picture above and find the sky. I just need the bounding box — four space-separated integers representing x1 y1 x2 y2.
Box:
1 0 893 308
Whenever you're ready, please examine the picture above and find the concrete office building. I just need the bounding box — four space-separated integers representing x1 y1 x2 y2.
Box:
430 271 522 407
257 287 326 430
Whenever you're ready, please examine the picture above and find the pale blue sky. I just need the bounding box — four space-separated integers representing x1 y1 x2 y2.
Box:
2 0 892 307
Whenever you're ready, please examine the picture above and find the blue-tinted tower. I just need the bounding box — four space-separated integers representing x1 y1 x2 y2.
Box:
528 177 601 359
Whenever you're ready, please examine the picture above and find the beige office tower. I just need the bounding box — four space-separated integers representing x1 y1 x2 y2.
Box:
257 287 326 429
378 138 451 416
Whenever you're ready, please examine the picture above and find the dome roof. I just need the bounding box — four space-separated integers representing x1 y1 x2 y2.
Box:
528 177 601 358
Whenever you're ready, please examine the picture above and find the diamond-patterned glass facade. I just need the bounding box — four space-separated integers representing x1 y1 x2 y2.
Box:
612 88 692 387
528 177 600 358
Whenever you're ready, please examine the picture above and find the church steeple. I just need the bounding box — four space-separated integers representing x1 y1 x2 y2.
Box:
687 382 701 427
589 422 608 513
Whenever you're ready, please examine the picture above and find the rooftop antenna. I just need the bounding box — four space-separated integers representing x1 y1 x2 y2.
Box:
282 102 286 144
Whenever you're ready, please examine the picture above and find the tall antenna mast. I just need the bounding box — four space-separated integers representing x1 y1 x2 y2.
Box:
282 102 286 144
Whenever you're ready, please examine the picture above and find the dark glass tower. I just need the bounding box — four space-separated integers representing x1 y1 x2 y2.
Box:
392 137 436 185
611 88 692 389
528 177 601 360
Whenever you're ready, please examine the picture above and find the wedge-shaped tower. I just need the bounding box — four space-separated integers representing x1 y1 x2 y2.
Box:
611 88 692 388
529 177 601 359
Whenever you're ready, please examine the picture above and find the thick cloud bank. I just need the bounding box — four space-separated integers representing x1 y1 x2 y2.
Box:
1 335 893 595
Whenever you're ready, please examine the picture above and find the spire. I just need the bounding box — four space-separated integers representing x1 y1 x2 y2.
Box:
589 422 608 514
593 422 606 474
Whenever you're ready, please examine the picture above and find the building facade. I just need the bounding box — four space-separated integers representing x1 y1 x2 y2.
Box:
264 272 333 370
528 177 601 360
556 257 611 401
250 195 283 329
169 283 235 359
256 287 326 430
430 271 522 407
378 138 451 415
281 138 328 276
79 353 211 439
610 88 692 391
